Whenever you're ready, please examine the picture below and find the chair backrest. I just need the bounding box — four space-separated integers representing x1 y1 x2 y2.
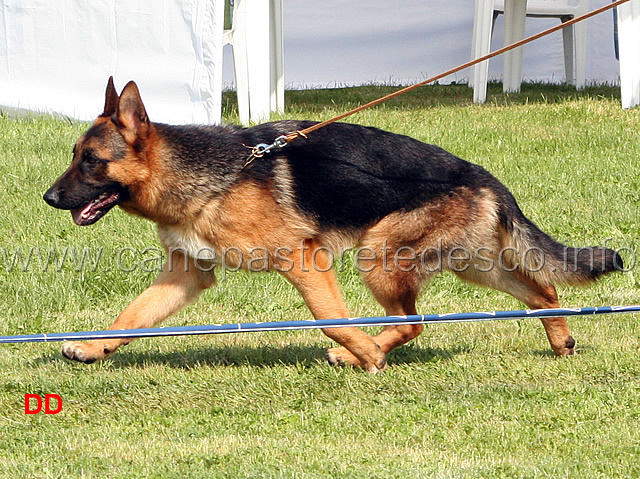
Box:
494 0 587 15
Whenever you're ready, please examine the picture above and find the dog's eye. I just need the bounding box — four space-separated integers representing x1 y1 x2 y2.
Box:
82 152 100 165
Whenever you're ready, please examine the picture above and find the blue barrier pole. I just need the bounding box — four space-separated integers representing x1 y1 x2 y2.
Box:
1 305 639 344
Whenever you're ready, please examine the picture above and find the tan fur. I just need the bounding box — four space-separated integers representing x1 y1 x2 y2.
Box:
54 79 582 369
62 251 215 363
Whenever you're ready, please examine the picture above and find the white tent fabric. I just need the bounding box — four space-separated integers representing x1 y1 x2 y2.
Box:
0 0 223 123
0 0 627 125
274 0 621 89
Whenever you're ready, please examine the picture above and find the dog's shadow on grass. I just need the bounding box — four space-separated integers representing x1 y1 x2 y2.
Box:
35 343 461 370
113 344 327 369
529 343 597 358
110 344 461 369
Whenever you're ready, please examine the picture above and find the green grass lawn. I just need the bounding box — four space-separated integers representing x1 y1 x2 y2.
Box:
0 83 639 478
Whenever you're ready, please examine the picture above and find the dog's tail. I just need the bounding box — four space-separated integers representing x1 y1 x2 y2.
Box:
497 191 623 286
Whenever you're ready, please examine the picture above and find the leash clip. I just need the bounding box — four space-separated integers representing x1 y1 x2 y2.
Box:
243 134 290 169
255 134 290 157
252 143 271 159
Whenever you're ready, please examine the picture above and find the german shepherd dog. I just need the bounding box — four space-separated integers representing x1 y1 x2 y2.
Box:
44 78 621 373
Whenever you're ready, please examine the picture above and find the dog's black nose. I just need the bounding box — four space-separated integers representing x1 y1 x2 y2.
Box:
43 189 60 207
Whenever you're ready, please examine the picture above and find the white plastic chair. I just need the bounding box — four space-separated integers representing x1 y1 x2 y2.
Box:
223 0 284 124
471 0 588 103
617 0 640 109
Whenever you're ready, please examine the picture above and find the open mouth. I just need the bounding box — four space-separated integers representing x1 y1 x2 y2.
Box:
71 191 122 226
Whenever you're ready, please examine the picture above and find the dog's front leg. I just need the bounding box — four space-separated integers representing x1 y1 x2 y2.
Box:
62 252 215 363
280 239 386 373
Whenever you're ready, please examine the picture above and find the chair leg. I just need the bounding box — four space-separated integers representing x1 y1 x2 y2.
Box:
209 0 226 125
503 0 526 93
573 12 587 90
618 0 640 109
269 0 285 114
230 0 250 125
471 0 495 103
561 20 575 86
244 0 271 123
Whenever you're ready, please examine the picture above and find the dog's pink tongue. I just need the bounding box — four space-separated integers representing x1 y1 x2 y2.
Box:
71 204 91 225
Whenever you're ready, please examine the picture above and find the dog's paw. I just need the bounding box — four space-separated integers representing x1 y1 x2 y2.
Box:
327 346 387 374
554 336 577 357
61 341 112 364
327 346 362 368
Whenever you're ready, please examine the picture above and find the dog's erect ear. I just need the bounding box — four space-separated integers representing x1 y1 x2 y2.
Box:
102 76 119 117
114 81 149 139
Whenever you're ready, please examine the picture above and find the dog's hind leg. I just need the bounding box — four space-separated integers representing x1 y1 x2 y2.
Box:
280 239 386 373
61 252 215 363
506 275 575 356
453 266 575 356
360 266 429 354
325 243 430 367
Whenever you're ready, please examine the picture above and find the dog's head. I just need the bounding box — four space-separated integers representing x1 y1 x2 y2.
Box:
43 77 151 225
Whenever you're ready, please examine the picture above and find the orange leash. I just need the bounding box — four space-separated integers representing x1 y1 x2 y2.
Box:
248 0 631 159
